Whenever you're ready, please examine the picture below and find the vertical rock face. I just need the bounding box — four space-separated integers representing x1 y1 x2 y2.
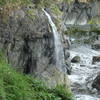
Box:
0 9 55 75
0 8 70 88
61 0 100 26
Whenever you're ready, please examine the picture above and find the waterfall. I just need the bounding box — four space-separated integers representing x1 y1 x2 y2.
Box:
43 9 66 73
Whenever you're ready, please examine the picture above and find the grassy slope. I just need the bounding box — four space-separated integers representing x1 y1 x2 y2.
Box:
0 52 74 100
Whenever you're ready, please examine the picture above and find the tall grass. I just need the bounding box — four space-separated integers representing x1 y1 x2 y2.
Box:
0 51 74 100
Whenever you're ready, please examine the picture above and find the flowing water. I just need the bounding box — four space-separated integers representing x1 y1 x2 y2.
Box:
68 45 100 100
43 10 66 73
43 9 100 100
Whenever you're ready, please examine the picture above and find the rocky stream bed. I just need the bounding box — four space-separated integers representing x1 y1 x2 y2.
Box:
68 44 100 100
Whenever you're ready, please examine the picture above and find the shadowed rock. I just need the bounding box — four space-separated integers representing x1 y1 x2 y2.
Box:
92 40 100 50
92 56 100 64
92 74 100 91
71 56 81 63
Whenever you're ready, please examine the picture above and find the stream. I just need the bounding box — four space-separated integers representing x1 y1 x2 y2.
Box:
68 44 100 100
43 8 100 100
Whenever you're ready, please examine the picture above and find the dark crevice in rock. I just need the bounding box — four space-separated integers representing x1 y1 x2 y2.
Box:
23 35 33 74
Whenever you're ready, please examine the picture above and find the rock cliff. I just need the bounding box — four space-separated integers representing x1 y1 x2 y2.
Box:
0 1 70 88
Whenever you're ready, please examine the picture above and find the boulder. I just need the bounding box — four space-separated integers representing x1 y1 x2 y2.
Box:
71 56 81 63
92 56 100 64
37 67 71 89
92 73 100 91
0 6 71 88
92 40 100 50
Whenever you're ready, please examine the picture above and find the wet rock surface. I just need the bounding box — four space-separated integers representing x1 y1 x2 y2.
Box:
92 40 100 50
92 73 100 91
71 56 81 63
62 1 100 26
92 56 100 64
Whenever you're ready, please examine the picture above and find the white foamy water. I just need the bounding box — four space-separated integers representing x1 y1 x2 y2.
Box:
43 9 66 73
68 46 100 100
70 46 100 65
76 95 100 100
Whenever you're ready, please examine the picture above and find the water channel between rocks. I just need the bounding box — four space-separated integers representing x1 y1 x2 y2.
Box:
68 45 100 100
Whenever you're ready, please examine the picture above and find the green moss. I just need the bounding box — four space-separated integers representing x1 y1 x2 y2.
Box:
25 5 37 20
49 3 62 30
33 0 53 8
34 0 71 8
0 0 31 6
88 17 100 25
63 0 72 3
51 4 62 16
0 0 32 23
64 26 89 38
0 51 74 100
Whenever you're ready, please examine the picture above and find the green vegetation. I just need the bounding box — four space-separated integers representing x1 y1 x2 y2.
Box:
34 0 55 8
63 0 72 3
25 4 37 20
51 4 62 16
0 0 71 22
34 0 71 8
0 0 31 6
0 0 71 7
88 17 100 25
64 25 100 36
0 51 74 100
0 0 32 23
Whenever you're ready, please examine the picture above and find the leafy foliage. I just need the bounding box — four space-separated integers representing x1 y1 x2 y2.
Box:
0 51 74 100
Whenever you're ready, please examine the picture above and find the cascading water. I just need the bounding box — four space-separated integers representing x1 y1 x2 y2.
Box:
43 9 66 73
68 45 100 100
